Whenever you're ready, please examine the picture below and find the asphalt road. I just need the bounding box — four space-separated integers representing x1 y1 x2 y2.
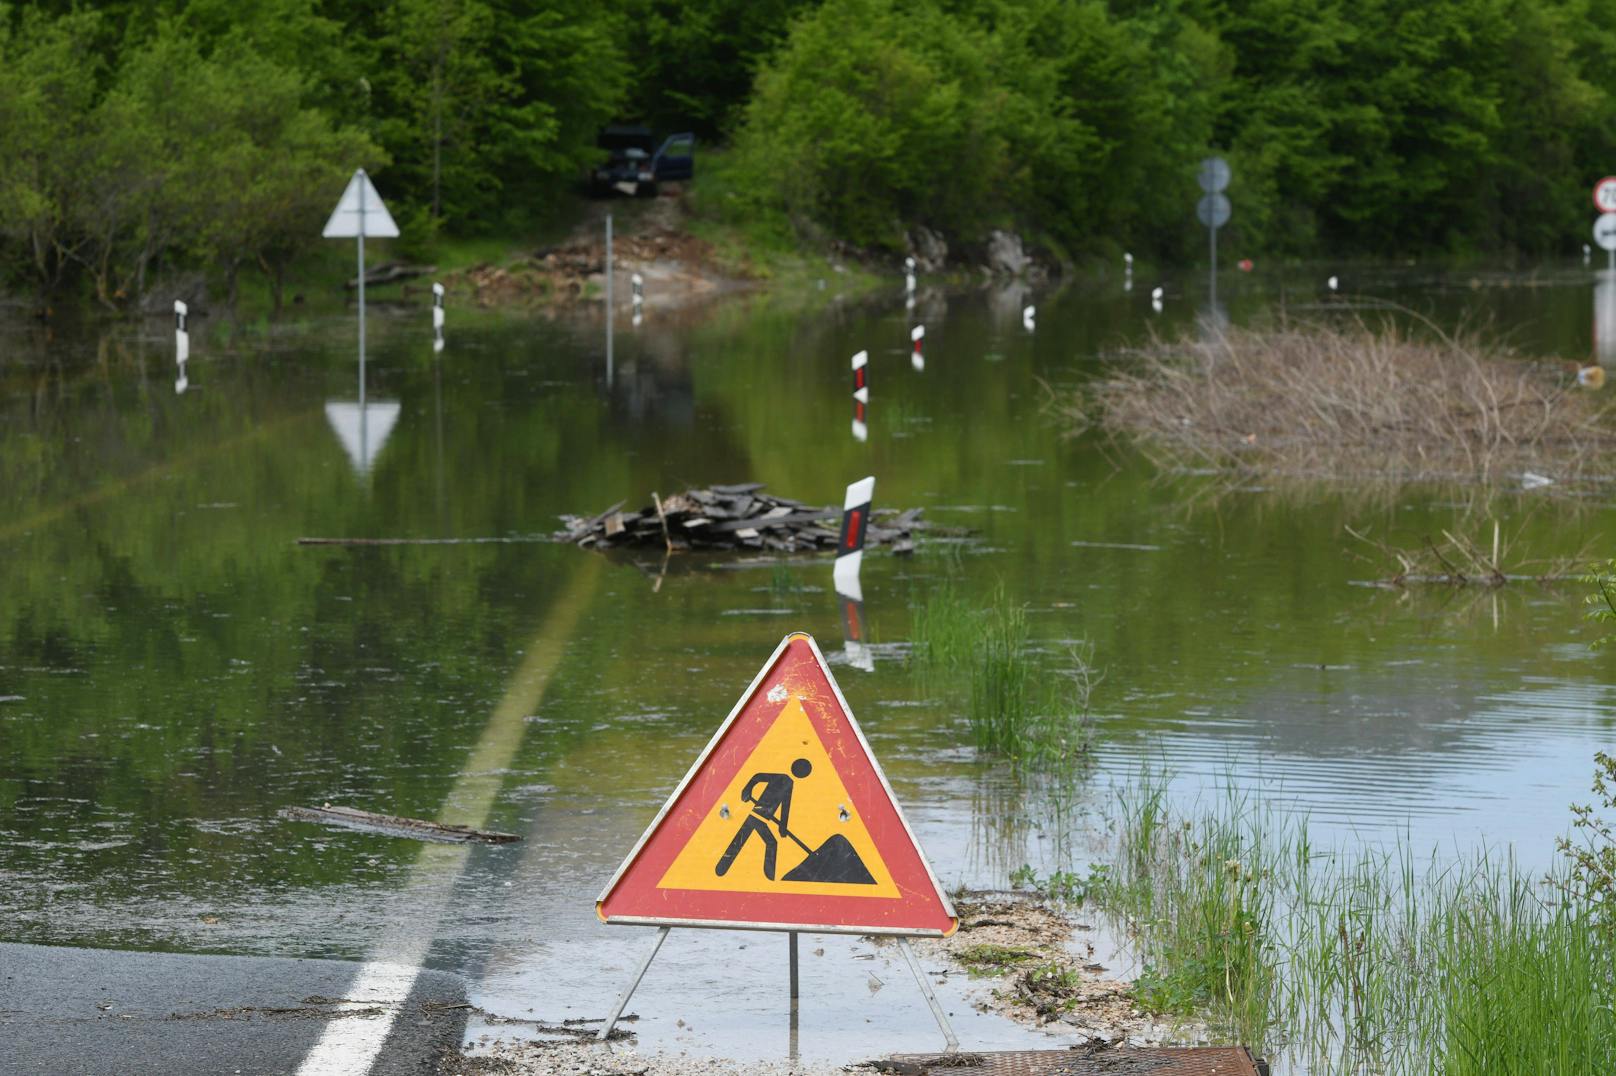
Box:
0 943 469 1075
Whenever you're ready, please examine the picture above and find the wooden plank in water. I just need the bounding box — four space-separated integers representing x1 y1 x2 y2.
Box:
279 805 521 844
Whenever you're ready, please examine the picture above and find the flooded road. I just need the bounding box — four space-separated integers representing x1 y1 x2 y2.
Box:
3 263 1615 1063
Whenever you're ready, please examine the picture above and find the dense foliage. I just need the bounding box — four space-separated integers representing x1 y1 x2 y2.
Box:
731 0 1616 257
2 0 1614 306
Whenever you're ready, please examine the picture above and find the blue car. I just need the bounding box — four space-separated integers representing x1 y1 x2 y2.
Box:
591 126 695 197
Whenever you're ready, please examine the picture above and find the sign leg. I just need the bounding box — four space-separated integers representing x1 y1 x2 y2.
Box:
788 931 800 1060
897 937 958 1052
597 926 669 1042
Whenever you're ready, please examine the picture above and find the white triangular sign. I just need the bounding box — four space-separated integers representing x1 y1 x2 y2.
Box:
324 401 401 475
322 169 399 239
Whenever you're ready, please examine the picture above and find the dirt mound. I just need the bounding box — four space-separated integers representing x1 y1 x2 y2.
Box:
447 192 733 309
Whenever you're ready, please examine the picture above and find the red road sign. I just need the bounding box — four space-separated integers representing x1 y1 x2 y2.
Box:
596 633 958 936
1595 177 1616 214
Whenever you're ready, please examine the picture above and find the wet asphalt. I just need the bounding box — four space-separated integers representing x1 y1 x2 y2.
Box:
0 943 468 1075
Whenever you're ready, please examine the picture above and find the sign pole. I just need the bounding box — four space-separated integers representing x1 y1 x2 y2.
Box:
597 925 669 1041
321 168 399 472
358 177 366 413
605 214 614 388
788 931 799 1001
1209 215 1218 310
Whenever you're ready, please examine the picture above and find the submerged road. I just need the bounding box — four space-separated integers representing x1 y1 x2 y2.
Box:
0 943 468 1075
1 556 606 1074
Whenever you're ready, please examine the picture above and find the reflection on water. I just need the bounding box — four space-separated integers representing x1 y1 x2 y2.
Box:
1597 273 1616 367
2 263 1616 1059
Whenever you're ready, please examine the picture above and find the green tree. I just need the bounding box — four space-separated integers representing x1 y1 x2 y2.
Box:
617 0 810 138
0 9 105 298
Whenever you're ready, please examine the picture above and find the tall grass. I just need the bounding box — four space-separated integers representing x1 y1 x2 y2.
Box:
910 582 1096 765
908 578 977 668
1083 776 1616 1072
967 590 1031 754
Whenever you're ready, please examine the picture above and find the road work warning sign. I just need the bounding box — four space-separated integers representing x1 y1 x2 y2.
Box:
597 633 957 936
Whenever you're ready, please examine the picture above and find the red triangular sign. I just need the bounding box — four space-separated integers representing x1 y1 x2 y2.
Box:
597 633 957 936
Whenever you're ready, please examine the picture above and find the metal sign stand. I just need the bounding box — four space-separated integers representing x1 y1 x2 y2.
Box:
322 169 400 462
605 214 614 389
595 926 958 1050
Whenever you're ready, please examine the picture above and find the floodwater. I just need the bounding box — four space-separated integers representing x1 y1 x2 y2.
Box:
3 261 1616 1062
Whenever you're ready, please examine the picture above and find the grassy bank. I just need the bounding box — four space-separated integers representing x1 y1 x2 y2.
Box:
1046 777 1616 1072
1059 320 1616 490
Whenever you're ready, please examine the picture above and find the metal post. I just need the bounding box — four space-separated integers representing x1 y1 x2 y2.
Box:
897 937 958 1052
358 182 366 411
788 931 800 1060
1209 219 1218 311
597 926 669 1041
605 214 614 389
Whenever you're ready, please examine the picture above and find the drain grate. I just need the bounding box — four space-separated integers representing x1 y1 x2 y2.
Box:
882 1046 1267 1076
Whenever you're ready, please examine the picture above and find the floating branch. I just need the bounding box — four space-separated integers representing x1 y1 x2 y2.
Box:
1346 522 1588 588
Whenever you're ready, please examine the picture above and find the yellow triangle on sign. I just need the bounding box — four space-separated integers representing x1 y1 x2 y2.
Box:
657 696 900 899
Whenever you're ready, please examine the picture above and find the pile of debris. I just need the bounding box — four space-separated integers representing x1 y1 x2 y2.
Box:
554 483 937 554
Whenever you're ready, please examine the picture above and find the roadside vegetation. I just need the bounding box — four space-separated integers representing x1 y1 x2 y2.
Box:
1016 771 1616 1071
1061 320 1616 489
4 0 1615 313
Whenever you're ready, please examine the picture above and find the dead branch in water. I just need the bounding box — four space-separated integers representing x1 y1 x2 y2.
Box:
1058 320 1616 490
1345 522 1589 588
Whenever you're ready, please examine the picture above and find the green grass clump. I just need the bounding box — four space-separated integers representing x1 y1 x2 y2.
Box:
767 563 800 600
911 583 1097 767
1088 774 1616 1071
1010 865 1101 904
954 944 1039 976
908 579 977 668
967 590 1031 755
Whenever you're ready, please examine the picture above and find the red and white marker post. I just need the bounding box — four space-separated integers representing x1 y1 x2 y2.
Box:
851 350 869 442
910 324 924 371
835 475 876 672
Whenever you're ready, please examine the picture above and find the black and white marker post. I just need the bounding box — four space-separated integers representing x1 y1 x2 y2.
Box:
432 282 445 353
174 300 189 394
911 324 924 372
851 349 869 443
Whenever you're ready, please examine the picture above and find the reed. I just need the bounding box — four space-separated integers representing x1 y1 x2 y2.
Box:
911 583 1096 767
907 578 977 668
967 589 1031 754
1081 777 1616 1071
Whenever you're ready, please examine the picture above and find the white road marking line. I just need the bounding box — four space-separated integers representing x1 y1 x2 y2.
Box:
295 562 600 1075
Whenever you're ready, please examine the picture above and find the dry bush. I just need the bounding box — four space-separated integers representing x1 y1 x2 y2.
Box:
1066 320 1616 487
